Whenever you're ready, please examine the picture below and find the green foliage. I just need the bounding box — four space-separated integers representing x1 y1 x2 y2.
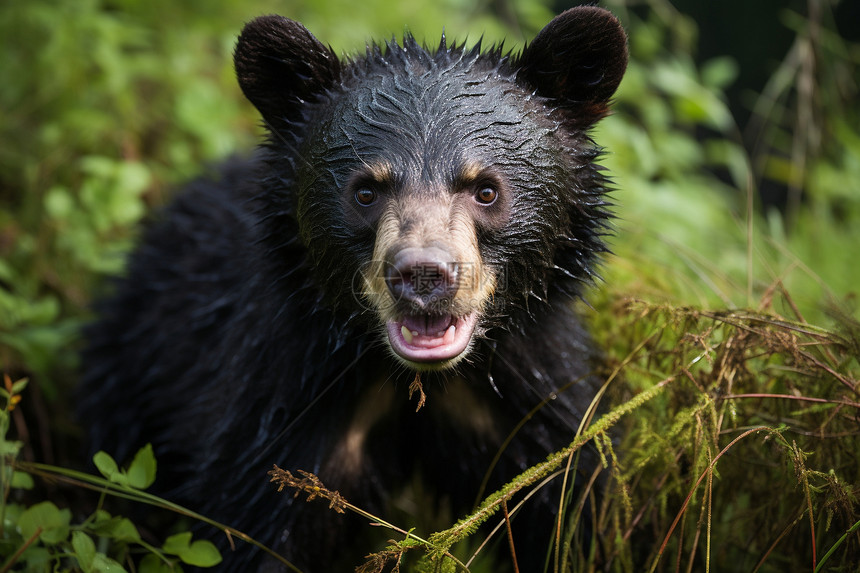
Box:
0 0 258 390
93 444 157 490
1 376 222 571
161 532 223 568
598 0 859 325
1 0 858 571
17 501 72 545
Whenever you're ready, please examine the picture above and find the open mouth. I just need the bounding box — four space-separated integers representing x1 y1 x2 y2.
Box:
386 312 478 365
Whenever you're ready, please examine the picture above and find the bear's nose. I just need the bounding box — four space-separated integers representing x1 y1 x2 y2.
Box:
385 247 459 311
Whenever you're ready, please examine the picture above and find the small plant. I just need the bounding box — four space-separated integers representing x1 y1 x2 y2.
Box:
0 373 222 572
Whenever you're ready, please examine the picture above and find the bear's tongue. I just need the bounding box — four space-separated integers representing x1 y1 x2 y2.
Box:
387 312 477 364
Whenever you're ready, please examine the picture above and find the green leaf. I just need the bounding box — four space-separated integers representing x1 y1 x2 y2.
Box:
127 443 156 489
94 509 112 521
10 377 29 395
93 450 127 486
44 186 75 220
102 517 142 543
73 531 97 571
92 552 128 573
11 470 34 489
71 517 128 572
91 511 140 542
93 445 156 489
162 531 192 554
18 501 72 545
0 438 23 456
181 540 221 567
163 532 222 567
701 56 738 90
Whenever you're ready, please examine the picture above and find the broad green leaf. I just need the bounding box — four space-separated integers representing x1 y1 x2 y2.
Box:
94 509 112 521
163 532 222 567
44 186 75 220
91 512 140 542
103 517 142 543
93 450 126 485
179 540 221 567
162 532 193 555
11 470 34 489
127 443 156 489
93 445 156 489
18 501 71 545
92 552 128 573
72 530 97 571
0 438 23 456
71 517 128 572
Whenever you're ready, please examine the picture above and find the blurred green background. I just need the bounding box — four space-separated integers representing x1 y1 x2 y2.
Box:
1 0 858 465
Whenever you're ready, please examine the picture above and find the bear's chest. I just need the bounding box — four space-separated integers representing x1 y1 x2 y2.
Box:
322 374 506 492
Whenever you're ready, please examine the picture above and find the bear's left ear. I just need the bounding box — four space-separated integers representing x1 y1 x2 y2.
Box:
517 6 628 126
234 15 341 131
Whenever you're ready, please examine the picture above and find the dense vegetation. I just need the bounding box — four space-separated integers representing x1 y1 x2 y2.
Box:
1 0 858 571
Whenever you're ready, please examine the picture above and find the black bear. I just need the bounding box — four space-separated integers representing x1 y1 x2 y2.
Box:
79 6 627 571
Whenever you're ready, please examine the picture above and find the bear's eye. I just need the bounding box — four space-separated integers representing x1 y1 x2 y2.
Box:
354 188 376 206
474 187 498 205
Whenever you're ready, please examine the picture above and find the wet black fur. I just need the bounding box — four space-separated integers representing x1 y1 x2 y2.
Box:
79 7 627 571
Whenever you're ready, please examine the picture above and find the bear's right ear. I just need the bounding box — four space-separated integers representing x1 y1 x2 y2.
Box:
234 15 341 131
517 6 628 127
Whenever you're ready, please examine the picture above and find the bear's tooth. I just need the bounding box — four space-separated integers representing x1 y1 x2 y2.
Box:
401 325 414 344
442 324 456 345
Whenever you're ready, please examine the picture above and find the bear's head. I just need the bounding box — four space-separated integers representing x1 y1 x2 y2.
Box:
234 7 627 369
